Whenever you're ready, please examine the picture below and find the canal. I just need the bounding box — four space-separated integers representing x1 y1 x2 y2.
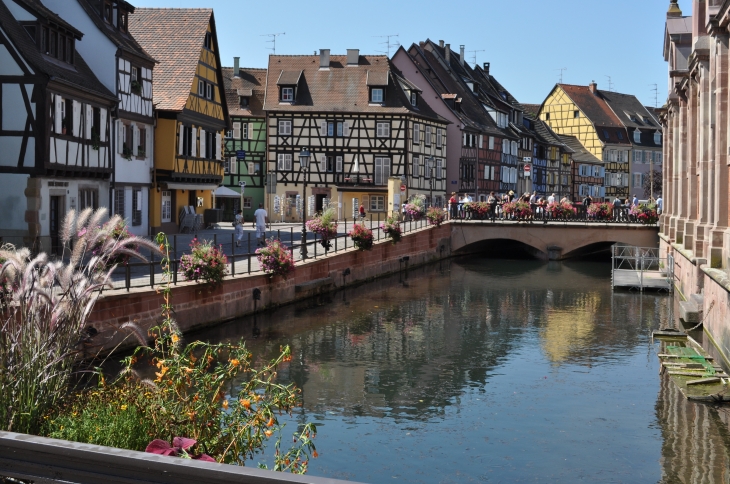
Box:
192 257 730 483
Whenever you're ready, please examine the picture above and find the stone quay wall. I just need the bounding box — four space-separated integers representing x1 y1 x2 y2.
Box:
88 225 451 347
661 236 730 368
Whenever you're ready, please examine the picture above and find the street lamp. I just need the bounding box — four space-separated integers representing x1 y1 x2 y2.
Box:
298 147 311 260
427 157 435 209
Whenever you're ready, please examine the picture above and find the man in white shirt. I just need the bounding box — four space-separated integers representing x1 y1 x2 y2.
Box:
547 193 556 204
253 203 268 247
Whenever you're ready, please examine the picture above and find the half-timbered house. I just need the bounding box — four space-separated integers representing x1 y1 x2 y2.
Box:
559 135 605 202
42 0 156 236
263 49 448 222
393 41 513 202
221 61 266 222
129 8 228 234
0 0 116 252
539 83 631 201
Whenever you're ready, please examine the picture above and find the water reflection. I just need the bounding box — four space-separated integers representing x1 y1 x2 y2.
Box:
190 258 730 483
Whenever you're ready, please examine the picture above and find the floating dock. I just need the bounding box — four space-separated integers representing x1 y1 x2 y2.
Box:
611 245 673 292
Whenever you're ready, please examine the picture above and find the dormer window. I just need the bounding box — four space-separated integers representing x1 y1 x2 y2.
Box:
41 25 75 65
119 11 128 32
410 91 417 107
603 130 610 140
654 132 662 145
281 87 294 102
239 96 249 108
633 130 641 143
371 88 384 104
617 131 623 140
104 1 113 23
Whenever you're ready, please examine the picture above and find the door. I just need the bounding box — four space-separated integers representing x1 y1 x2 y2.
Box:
315 194 326 213
161 191 172 223
49 195 64 255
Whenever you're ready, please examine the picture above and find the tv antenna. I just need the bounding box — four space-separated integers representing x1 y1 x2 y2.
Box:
650 83 658 108
261 32 285 55
374 34 399 57
556 67 567 83
605 75 614 92
469 49 485 65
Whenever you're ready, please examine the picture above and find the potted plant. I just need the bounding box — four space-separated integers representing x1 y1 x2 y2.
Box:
122 143 133 161
348 223 373 251
256 238 295 278
426 206 446 227
587 203 613 221
305 205 338 251
91 129 100 150
381 217 402 244
179 238 228 286
130 79 142 94
404 195 426 220
137 147 146 158
503 201 533 221
547 201 576 219
630 203 658 225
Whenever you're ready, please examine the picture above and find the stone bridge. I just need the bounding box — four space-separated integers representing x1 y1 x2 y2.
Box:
449 221 660 260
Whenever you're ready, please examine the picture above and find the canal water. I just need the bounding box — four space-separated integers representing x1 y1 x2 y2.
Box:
192 257 730 483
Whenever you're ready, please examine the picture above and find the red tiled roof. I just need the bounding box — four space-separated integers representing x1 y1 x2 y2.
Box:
558 84 623 128
222 67 266 117
128 8 212 111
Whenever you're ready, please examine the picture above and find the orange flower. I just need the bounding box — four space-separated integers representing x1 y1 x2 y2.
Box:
264 430 273 438
241 399 251 410
266 417 275 428
230 358 240 367
159 244 165 252
222 400 229 409
312 450 319 458
154 365 169 382
171 333 180 344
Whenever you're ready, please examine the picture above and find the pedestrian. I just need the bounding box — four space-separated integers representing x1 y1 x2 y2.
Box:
488 191 497 221
656 196 663 214
548 192 556 204
613 196 623 221
359 203 366 221
508 190 515 202
234 209 244 247
449 192 458 219
632 194 638 207
252 203 268 247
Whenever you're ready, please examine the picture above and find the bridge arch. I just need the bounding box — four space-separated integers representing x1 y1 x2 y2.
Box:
450 223 660 260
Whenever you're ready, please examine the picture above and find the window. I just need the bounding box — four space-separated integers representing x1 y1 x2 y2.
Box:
119 11 128 32
41 26 48 53
376 122 390 138
239 96 249 108
654 132 662 145
488 136 495 150
204 32 213 50
425 126 432 145
337 122 344 137
277 153 292 171
138 126 147 157
633 173 643 188
278 120 292 136
371 88 384 104
603 130 610 140
104 1 113 23
374 157 390 185
281 87 294 102
436 158 443 179
223 158 230 174
437 129 443 148
205 130 215 159
161 191 172 223
633 130 641 143
181 126 193 156
243 197 252 209
327 122 334 137
114 188 125 218
78 188 98 211
370 195 385 211
49 30 57 57
232 122 241 139
545 112 550 120
410 91 417 106
634 150 643 164
124 122 133 155
242 123 249 139
198 80 205 97
413 123 420 143
412 156 419 178
206 83 213 100
132 189 142 226
573 110 579 118
617 131 623 140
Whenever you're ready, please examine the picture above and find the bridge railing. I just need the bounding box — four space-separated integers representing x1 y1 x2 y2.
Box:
447 203 657 225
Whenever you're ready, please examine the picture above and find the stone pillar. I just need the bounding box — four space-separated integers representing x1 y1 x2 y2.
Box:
676 93 689 245
691 62 711 256
661 110 673 236
669 102 681 241
711 34 729 268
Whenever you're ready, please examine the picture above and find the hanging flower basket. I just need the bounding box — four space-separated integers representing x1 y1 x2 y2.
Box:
348 223 374 251
179 238 228 285
381 217 402 244
503 201 533 220
404 195 426 220
305 205 338 250
256 238 295 278
426 206 446 227
630 203 658 225
547 201 576 219
587 203 614 221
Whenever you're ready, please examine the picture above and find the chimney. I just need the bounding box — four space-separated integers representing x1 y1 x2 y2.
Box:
589 80 597 94
483 62 490 75
445 43 451 64
319 49 330 69
439 40 444 48
233 57 240 77
667 0 682 17
459 45 465 67
346 49 359 66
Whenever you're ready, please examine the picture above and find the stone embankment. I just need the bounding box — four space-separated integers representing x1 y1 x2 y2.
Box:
89 225 451 348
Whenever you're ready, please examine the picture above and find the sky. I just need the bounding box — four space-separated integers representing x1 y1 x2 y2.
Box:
130 0 676 107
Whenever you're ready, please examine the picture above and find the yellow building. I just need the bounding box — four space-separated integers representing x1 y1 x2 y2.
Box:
538 83 631 201
129 8 228 233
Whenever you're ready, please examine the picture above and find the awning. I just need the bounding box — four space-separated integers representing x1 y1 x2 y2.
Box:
164 183 219 191
214 185 241 198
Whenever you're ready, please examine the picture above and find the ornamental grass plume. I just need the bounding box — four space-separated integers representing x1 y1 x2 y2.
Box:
0 208 159 435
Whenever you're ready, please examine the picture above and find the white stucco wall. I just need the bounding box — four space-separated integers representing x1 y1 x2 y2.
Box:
0 173 29 236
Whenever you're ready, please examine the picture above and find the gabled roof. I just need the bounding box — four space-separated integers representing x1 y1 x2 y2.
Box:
262 53 446 122
521 104 541 117
556 84 624 128
559 135 602 164
277 70 302 85
13 0 82 37
222 67 266 117
0 0 114 100
75 0 156 64
128 8 213 111
599 90 659 130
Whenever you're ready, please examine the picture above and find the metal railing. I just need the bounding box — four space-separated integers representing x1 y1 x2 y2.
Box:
0 431 361 484
610 245 673 292
445 203 658 225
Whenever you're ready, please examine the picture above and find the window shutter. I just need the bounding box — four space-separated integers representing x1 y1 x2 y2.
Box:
54 95 63 134
319 154 327 172
99 109 107 142
413 123 420 143
133 125 139 156
336 156 343 172
248 162 254 174
230 156 237 174
216 132 222 160
277 154 284 171
178 124 184 155
248 123 254 140
118 122 125 154
72 101 81 137
343 121 350 137
320 121 327 136
195 128 201 158
85 104 93 140
233 122 241 139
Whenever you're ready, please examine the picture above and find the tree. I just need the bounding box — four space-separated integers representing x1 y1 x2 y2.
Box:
642 169 662 199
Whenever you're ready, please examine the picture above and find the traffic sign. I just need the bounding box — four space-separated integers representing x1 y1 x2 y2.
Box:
400 184 406 192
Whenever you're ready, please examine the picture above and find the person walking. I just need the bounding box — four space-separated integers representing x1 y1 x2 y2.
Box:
488 191 497 222
548 193 556 204
449 192 458 220
613 196 623 221
656 196 663 214
359 203 366 221
234 210 244 247
253 203 268 247
632 194 638 207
